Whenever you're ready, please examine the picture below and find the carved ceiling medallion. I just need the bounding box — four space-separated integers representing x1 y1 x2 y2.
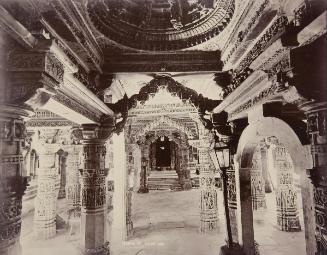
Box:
87 0 235 51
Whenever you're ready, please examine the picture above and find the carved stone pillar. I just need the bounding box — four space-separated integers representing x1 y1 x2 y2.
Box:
226 163 238 242
170 142 175 169
0 107 29 255
198 147 218 233
79 124 113 255
259 143 272 193
303 102 327 254
58 150 68 199
33 131 61 239
65 144 82 212
250 148 267 211
138 145 149 193
126 189 133 237
270 139 301 232
180 146 192 190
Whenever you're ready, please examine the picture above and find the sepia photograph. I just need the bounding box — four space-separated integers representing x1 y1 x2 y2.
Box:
0 0 326 255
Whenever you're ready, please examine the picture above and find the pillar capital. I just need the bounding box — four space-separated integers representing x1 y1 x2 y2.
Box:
80 123 114 144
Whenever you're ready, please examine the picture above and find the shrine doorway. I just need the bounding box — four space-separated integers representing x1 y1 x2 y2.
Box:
155 136 172 169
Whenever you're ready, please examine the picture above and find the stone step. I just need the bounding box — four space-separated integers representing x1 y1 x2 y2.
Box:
23 180 38 201
147 170 181 190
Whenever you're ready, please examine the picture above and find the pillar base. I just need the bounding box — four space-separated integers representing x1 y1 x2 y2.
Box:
58 188 66 199
80 242 110 255
200 215 219 233
137 187 149 193
33 223 56 240
277 215 301 232
219 244 245 255
0 242 22 255
264 182 272 193
126 219 134 237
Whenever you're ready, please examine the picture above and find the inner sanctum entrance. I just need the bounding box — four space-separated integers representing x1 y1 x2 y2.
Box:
155 136 171 169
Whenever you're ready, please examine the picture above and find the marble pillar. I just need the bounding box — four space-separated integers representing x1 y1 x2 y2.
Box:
260 144 272 193
65 144 82 212
0 107 29 255
226 164 239 242
198 147 218 233
126 189 133 237
58 150 68 199
250 148 267 211
79 124 112 255
34 139 60 239
112 132 128 245
304 102 327 254
271 140 301 232
180 146 192 190
138 146 149 193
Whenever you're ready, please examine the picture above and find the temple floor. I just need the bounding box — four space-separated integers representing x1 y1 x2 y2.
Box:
21 189 306 255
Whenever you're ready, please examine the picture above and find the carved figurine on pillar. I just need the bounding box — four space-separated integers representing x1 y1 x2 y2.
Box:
250 148 267 211
269 137 301 232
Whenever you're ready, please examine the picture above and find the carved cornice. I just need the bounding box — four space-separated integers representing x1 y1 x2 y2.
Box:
222 0 270 65
50 0 102 71
222 15 288 97
52 91 102 123
228 82 279 120
0 5 37 49
103 51 223 73
236 15 288 73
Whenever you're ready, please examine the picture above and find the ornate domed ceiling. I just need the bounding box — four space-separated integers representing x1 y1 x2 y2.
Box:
87 0 235 51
